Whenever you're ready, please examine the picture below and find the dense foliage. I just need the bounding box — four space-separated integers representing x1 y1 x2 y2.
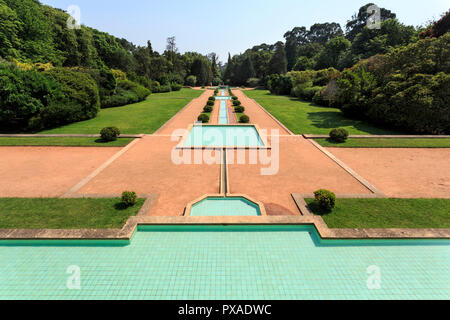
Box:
224 3 420 86
336 34 450 134
0 0 221 132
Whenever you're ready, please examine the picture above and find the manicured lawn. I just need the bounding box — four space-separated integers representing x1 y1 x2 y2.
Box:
0 137 134 147
305 198 450 229
40 89 203 134
0 198 145 229
244 90 398 135
235 112 244 122
314 138 450 148
315 138 450 148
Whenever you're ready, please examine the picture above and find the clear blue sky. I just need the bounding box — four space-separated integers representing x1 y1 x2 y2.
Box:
41 0 448 63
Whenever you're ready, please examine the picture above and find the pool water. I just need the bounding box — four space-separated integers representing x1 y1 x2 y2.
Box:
0 225 448 300
190 197 261 216
218 100 228 124
184 125 264 147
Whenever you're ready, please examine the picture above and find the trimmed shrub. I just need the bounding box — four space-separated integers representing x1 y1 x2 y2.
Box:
232 100 241 106
100 127 120 141
329 128 349 143
239 115 250 123
197 114 210 123
312 79 340 107
171 83 182 91
292 85 323 101
0 63 63 132
153 84 171 93
185 75 197 87
206 100 214 106
247 78 261 88
121 191 137 207
234 106 245 113
208 96 216 102
35 68 100 130
101 79 150 108
266 74 293 95
203 106 213 113
314 189 336 211
232 96 238 100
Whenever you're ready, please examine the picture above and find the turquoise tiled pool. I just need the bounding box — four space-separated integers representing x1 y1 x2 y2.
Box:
0 225 448 300
218 100 228 124
184 125 264 147
190 197 261 216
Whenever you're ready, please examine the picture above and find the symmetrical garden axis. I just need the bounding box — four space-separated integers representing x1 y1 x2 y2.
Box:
0 87 448 239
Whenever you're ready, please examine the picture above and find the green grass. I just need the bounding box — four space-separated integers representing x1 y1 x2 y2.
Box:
235 112 244 122
40 89 203 134
244 90 399 135
315 138 450 148
305 198 450 229
0 137 134 147
0 198 145 229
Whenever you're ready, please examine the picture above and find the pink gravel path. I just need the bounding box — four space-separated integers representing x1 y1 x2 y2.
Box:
0 147 121 198
327 148 450 198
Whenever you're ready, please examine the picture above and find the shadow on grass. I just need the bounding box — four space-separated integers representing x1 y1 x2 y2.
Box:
306 201 333 216
323 138 346 145
114 202 130 211
307 111 400 135
94 139 113 144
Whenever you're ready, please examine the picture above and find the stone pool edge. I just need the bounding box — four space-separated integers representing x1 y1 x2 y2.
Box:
1 196 449 240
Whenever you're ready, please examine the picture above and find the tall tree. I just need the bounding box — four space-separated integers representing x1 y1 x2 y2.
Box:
223 53 233 84
315 36 351 69
346 3 396 41
207 52 221 78
308 23 343 44
284 27 309 71
268 41 287 75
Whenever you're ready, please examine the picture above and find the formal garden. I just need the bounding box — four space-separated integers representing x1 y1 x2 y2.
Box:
0 0 448 301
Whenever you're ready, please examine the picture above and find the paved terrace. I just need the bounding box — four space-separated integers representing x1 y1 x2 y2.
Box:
0 88 449 220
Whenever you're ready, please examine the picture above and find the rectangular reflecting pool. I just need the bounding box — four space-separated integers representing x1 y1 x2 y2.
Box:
183 125 264 147
0 225 448 300
190 197 261 216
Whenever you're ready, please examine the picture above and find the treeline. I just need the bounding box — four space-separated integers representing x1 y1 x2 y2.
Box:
225 3 449 134
0 0 221 87
224 3 418 86
0 0 221 132
264 25 450 134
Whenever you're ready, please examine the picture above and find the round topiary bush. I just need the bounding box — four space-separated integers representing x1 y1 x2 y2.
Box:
208 96 215 101
121 191 137 207
100 127 121 141
313 189 336 211
329 128 349 143
232 100 241 106
232 96 238 100
239 115 250 123
206 100 214 106
198 114 210 123
234 106 245 113
203 106 213 113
